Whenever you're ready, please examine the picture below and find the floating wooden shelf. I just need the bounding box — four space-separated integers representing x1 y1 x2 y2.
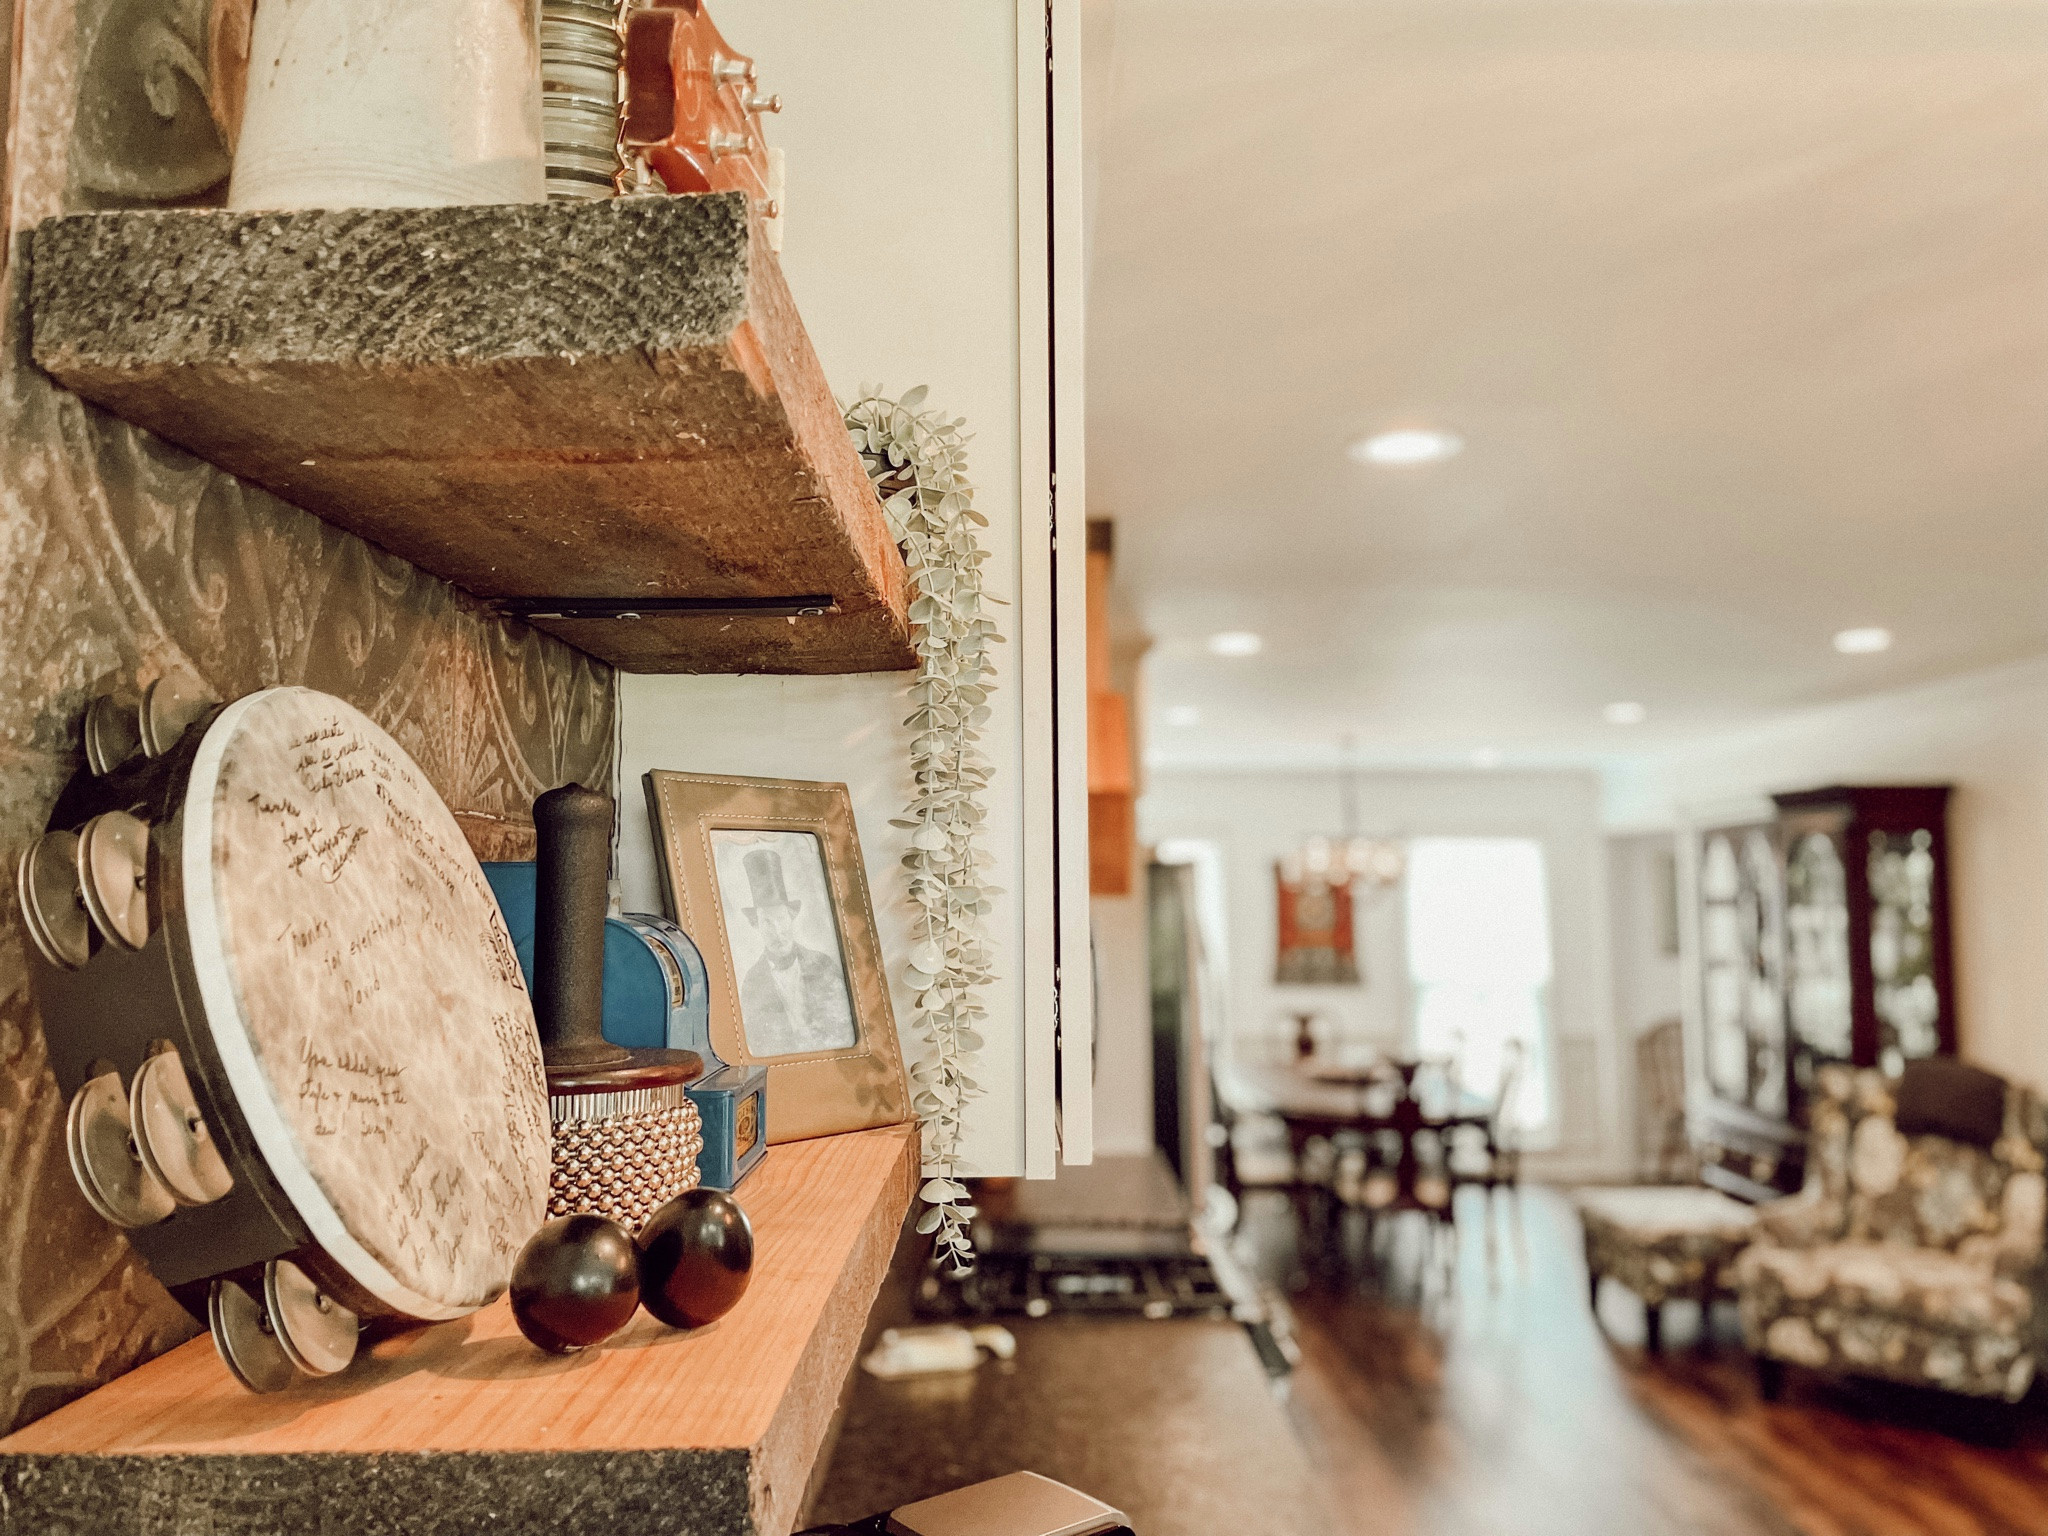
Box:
0 1124 918 1536
26 194 914 675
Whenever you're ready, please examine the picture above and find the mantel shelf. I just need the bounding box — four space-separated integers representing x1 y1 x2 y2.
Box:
0 1123 919 1536
26 194 914 676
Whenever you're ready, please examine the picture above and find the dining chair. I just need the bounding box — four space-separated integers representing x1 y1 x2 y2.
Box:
1207 1055 1349 1279
1635 1018 1691 1183
1448 1040 1527 1276
1342 1063 1459 1293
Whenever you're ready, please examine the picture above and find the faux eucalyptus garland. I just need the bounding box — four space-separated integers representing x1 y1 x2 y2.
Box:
844 385 1002 1274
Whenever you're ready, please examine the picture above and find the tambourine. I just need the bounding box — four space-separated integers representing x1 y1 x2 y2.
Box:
21 685 551 1393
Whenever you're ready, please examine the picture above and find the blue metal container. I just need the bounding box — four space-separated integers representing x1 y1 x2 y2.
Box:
484 862 765 1186
480 862 714 1058
687 1063 769 1191
609 910 716 1060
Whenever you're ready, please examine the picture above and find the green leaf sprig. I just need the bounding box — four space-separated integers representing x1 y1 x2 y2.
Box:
844 384 1005 1276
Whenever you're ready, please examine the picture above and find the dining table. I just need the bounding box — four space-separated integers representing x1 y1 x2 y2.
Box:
1228 1057 1492 1122
1221 1057 1497 1244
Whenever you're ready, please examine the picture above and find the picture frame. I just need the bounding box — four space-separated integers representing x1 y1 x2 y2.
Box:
644 770 910 1143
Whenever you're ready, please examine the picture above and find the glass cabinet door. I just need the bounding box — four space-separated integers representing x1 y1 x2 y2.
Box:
1739 830 1787 1117
1775 784 1955 1078
1868 827 1942 1072
1697 826 1786 1115
1699 833 1747 1106
1784 829 1852 1077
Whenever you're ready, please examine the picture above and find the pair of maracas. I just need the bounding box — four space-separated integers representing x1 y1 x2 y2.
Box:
510 1186 754 1354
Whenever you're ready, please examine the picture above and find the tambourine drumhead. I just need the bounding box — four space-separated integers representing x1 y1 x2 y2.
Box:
183 688 550 1319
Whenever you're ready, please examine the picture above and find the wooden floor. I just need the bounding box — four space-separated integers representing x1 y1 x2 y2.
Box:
1244 1185 2048 1536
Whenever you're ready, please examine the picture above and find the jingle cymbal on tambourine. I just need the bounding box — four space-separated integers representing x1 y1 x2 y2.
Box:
83 691 145 777
208 1277 298 1394
77 810 151 952
18 829 92 970
65 1073 175 1229
263 1258 359 1377
129 1049 233 1207
138 674 213 759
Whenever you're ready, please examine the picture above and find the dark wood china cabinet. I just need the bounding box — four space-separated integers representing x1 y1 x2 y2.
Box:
1688 786 1956 1203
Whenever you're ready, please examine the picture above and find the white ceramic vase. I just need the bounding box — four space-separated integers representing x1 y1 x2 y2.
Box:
229 0 545 210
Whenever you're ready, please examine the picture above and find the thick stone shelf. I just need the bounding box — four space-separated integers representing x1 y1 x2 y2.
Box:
26 194 914 675
0 1124 919 1536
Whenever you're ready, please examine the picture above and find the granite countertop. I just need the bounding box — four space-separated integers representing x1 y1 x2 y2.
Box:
803 1312 1337 1534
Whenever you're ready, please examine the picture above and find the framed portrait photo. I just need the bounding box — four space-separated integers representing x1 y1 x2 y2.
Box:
644 770 909 1143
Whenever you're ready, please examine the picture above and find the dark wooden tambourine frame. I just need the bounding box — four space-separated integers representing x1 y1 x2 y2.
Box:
30 713 384 1318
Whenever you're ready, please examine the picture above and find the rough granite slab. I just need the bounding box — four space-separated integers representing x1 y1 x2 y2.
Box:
0 1449 751 1535
26 195 913 675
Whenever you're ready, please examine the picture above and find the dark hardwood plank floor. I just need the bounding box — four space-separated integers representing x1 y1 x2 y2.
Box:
1244 1185 2048 1536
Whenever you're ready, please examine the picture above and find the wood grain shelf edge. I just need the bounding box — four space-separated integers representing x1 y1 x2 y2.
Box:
25 196 916 678
0 1123 919 1536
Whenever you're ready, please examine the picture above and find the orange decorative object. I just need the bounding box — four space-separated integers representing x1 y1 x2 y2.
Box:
1089 691 1136 895
622 0 779 206
1275 865 1360 985
1085 526 1136 896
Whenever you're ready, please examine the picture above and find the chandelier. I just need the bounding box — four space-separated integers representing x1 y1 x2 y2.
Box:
1272 739 1407 987
1280 734 1406 892
1278 834 1406 891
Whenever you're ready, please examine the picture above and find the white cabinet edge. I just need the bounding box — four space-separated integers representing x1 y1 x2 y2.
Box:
1019 0 1094 1173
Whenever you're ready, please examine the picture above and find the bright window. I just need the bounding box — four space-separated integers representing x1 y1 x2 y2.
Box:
1403 837 1554 1132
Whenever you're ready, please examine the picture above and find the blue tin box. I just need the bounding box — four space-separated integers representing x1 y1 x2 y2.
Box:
480 862 713 1057
687 1063 769 1191
482 862 767 1189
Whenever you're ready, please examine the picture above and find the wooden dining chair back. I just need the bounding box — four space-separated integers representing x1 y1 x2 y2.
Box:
1489 1038 1526 1177
1443 1040 1529 1275
1350 1064 1454 1220
1635 1018 1691 1183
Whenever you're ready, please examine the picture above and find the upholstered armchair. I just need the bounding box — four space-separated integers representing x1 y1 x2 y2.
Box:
1735 1060 2048 1402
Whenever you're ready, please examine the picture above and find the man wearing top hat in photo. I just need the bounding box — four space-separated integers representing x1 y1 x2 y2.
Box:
737 845 856 1057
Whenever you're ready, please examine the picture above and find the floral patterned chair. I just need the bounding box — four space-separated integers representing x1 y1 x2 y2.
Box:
1735 1060 2048 1403
1577 1184 1758 1352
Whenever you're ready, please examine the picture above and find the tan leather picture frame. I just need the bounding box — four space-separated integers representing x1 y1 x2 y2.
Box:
644 770 909 1143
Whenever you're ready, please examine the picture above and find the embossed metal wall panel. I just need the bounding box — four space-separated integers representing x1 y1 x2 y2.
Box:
0 0 616 1432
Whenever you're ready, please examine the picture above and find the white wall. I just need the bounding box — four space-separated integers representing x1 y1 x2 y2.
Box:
1605 830 1680 1177
1614 654 2048 1096
1089 889 1154 1157
1139 767 1629 1178
1608 831 1682 1041
617 2 1036 1174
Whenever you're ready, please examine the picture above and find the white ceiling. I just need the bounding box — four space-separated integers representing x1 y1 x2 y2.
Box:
1084 0 2048 772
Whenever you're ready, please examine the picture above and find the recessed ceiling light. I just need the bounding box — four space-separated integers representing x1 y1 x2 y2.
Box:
1349 428 1464 467
1164 705 1202 727
1604 701 1647 725
1471 747 1503 769
1833 627 1893 655
1207 630 1263 658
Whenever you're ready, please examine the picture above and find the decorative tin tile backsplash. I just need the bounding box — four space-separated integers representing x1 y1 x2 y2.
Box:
0 0 616 1432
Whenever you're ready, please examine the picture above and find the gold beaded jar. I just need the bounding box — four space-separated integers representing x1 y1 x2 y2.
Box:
547 1078 704 1233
